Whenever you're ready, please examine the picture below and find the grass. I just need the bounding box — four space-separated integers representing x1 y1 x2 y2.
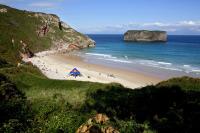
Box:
1 64 200 133
0 4 50 63
0 64 117 132
157 76 200 91
0 4 92 64
1 4 200 133
0 4 104 132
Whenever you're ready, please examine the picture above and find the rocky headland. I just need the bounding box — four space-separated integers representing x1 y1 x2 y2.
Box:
124 30 167 42
0 4 95 62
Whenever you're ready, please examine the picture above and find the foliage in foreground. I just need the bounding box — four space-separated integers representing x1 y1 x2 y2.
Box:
84 83 200 133
0 73 32 132
0 64 200 133
1 3 199 133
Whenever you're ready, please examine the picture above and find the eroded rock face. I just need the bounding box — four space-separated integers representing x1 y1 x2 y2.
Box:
124 30 167 42
19 41 34 59
94 113 109 124
76 114 119 133
0 4 95 61
68 44 81 50
0 8 7 13
34 13 60 24
34 13 95 51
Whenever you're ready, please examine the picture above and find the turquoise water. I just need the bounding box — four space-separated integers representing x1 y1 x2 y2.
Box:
79 35 200 78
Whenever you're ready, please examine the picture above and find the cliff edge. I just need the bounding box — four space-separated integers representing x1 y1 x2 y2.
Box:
0 4 95 63
124 30 167 42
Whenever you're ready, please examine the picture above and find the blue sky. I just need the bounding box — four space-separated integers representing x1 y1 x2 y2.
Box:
1 0 200 34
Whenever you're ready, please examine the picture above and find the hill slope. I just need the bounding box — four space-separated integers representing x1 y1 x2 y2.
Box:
0 4 200 133
0 4 95 63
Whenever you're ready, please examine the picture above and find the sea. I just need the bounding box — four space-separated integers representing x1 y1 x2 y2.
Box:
78 34 200 79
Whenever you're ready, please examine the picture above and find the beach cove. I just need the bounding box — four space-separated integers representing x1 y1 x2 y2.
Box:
23 34 200 89
24 51 161 89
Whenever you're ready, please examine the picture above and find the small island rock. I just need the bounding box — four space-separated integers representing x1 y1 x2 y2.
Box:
124 30 167 42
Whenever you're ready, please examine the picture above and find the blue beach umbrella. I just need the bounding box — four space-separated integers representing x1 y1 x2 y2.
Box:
69 68 81 77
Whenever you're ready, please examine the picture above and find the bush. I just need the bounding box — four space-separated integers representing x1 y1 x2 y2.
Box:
0 73 32 132
83 78 200 133
114 119 145 133
0 58 11 68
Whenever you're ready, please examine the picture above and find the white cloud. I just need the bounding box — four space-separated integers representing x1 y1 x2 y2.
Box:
179 21 200 26
80 20 200 34
142 22 170 27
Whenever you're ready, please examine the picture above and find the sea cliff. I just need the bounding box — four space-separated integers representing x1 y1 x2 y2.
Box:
0 4 95 62
124 30 167 42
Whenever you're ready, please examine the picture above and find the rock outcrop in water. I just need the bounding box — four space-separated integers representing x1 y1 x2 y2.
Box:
124 30 167 42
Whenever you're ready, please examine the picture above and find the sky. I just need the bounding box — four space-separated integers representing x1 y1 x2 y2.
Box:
1 0 200 35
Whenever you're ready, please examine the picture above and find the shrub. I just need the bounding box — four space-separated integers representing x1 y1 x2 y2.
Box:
0 58 11 68
0 73 32 132
84 78 200 133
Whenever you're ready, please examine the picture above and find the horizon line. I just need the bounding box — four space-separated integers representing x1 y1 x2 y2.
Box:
86 33 200 36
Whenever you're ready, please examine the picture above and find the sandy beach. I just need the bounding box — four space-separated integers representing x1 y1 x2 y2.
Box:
24 51 161 89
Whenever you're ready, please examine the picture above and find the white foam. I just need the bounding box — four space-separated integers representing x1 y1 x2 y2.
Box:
128 59 185 71
138 60 160 66
85 53 131 63
105 58 132 63
158 66 183 71
192 69 200 73
137 60 185 71
85 53 113 58
84 53 200 75
124 55 128 59
183 65 191 67
158 62 172 65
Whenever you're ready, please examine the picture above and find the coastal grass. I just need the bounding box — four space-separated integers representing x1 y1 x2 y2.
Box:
1 4 200 133
1 64 200 132
0 4 92 65
157 76 200 91
0 4 51 63
0 64 117 132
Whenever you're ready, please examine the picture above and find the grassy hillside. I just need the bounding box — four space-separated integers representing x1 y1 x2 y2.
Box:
0 4 94 64
0 63 200 132
0 4 200 133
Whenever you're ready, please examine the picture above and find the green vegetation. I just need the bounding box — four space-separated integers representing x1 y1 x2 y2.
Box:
0 4 200 133
0 4 50 63
0 73 32 132
0 58 12 68
0 4 92 64
1 63 200 132
0 65 118 132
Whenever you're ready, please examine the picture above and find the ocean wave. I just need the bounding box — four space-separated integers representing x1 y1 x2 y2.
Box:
85 53 116 58
85 53 132 63
124 55 128 59
191 69 200 73
157 66 183 71
183 65 191 67
182 65 200 73
133 60 200 74
158 62 172 65
136 60 182 71
105 58 132 63
83 52 200 75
